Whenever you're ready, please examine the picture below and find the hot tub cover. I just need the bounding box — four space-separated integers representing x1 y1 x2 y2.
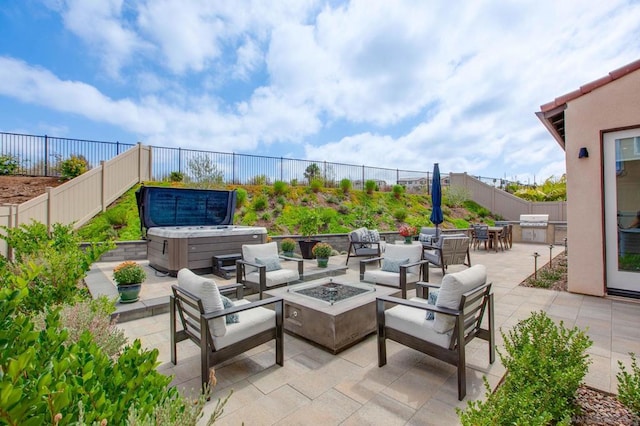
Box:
136 186 237 234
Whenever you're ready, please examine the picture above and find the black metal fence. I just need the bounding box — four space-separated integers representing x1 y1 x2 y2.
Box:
1 131 523 192
0 132 135 176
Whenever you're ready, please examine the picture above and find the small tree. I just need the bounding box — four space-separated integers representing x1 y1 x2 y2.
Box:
187 155 224 188
60 154 90 180
304 163 322 184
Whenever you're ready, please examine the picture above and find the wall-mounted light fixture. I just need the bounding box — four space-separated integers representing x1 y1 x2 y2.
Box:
578 147 589 158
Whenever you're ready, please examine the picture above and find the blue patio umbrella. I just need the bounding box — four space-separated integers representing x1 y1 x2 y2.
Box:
430 163 444 238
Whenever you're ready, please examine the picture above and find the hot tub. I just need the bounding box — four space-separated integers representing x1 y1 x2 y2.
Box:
137 186 267 275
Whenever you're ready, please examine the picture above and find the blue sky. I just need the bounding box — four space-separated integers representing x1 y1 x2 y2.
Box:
1 1 640 184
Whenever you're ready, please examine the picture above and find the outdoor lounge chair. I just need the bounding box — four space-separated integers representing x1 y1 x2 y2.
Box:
376 264 495 400
170 268 284 392
418 227 437 245
236 242 303 299
422 234 471 275
346 227 385 265
360 243 428 299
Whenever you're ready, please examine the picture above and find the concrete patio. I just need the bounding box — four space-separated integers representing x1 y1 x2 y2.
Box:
87 242 640 425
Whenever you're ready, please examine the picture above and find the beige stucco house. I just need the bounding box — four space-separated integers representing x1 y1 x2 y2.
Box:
537 59 640 297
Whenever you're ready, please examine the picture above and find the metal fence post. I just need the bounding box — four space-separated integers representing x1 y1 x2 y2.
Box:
44 134 48 176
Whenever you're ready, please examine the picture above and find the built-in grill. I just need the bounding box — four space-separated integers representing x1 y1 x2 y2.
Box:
519 214 549 243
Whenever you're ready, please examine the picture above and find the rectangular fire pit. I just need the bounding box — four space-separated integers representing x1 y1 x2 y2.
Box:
266 279 399 353
289 279 374 305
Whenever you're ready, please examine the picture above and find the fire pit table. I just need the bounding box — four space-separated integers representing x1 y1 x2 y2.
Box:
265 278 399 353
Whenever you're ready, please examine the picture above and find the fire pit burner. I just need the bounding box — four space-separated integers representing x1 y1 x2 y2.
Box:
288 279 374 305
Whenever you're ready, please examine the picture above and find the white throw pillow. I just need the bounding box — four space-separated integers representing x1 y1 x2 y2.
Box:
177 268 226 336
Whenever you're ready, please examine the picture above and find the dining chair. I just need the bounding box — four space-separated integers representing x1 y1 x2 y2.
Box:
472 225 490 250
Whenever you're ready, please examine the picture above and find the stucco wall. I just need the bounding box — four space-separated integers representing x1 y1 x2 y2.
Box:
564 70 640 296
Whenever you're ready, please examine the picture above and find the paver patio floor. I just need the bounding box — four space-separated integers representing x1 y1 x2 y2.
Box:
91 243 640 425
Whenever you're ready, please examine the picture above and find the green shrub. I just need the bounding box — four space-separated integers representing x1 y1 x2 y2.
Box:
393 208 408 222
337 204 350 215
104 208 129 229
340 178 352 194
445 186 470 207
459 311 592 425
280 238 296 252
235 188 248 207
392 184 404 199
252 195 268 211
248 174 268 185
33 297 126 359
0 222 113 314
273 180 288 196
60 155 89 180
617 353 640 415
365 179 377 194
169 171 184 182
322 195 337 205
0 154 20 175
310 178 323 193
0 253 222 425
261 212 272 221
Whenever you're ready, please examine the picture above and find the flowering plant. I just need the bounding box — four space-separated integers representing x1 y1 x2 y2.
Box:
113 261 146 286
311 242 333 258
398 224 417 238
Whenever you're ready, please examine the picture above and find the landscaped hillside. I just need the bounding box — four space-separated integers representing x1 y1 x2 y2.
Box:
77 181 500 242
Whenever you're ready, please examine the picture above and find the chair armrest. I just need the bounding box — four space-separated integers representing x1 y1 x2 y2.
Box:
219 283 244 299
400 259 429 269
376 295 461 317
415 281 440 298
279 256 304 276
202 296 284 320
279 255 301 262
360 256 384 279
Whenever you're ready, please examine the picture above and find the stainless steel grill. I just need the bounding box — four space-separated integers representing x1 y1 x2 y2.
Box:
519 214 549 227
519 214 549 242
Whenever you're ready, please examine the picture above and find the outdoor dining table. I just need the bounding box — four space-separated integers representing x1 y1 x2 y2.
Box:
469 226 504 252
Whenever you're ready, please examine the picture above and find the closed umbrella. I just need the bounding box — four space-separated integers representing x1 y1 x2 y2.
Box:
430 163 444 239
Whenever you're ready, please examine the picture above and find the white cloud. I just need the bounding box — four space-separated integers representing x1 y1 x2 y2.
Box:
4 0 640 180
52 0 146 78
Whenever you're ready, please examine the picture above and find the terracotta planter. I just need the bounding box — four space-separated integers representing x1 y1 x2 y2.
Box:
117 283 142 303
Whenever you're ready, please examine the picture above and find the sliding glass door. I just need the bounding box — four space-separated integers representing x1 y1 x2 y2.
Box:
604 129 640 293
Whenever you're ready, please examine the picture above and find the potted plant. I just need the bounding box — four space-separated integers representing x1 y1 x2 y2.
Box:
311 242 333 268
298 210 322 259
398 224 417 244
281 238 297 257
113 261 146 303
